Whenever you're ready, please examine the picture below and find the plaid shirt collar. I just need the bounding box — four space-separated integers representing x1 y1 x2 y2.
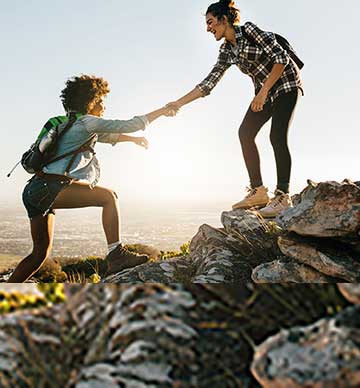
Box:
224 25 244 50
234 25 243 44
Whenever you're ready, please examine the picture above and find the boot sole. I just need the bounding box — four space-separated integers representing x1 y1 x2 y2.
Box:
232 202 269 211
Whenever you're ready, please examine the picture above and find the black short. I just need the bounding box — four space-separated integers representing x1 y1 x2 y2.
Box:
22 175 71 220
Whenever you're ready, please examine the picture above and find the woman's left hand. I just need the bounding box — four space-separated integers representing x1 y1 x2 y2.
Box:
133 137 149 149
251 90 268 112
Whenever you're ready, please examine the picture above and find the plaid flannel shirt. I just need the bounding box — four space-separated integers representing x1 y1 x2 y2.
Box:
197 22 303 103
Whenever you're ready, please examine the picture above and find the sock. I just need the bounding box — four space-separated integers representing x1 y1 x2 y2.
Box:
108 241 121 254
277 183 289 194
250 181 263 189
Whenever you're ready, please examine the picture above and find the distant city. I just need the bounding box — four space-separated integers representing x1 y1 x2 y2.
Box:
0 206 222 260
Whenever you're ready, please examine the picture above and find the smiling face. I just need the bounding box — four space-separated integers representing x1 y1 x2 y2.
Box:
88 96 106 117
206 13 227 41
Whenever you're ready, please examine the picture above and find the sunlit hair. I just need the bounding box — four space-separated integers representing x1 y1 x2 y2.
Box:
206 0 241 26
60 75 110 114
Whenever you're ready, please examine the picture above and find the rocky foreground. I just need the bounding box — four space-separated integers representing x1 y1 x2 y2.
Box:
1 179 359 283
0 284 359 387
103 179 360 283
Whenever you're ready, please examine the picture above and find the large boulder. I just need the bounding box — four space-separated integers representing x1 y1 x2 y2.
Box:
189 224 246 283
252 259 336 283
278 235 360 282
278 180 360 239
221 209 281 256
251 305 360 387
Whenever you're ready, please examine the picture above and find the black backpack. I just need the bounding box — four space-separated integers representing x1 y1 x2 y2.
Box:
241 26 304 70
7 112 95 177
20 112 79 174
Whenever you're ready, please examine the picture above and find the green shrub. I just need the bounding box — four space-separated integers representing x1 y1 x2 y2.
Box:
0 284 66 314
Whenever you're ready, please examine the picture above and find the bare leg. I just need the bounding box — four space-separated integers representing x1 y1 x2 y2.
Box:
7 213 55 283
52 182 120 244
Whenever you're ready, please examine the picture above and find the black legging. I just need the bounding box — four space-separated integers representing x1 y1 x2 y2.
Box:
239 89 300 193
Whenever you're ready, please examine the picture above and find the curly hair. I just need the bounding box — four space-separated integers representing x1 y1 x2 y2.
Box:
60 75 110 114
206 0 241 26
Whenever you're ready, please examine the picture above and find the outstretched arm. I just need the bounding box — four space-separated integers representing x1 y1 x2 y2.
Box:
166 48 231 113
145 105 177 124
167 87 205 111
116 134 149 149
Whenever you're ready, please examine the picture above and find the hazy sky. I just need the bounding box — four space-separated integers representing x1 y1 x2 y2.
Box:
1 0 359 208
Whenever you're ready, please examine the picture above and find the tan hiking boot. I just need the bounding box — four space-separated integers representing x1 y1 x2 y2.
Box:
105 244 149 275
258 190 292 218
232 186 269 210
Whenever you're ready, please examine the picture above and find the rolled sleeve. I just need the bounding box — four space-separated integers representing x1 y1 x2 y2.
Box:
82 114 148 136
197 45 231 96
244 22 290 66
96 133 120 146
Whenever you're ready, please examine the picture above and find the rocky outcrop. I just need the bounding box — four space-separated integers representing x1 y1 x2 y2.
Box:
252 179 360 283
251 284 360 387
102 179 359 284
1 179 359 284
252 258 338 283
279 179 360 239
277 234 360 282
0 284 351 387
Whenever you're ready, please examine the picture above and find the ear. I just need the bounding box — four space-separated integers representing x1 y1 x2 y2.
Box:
220 15 229 25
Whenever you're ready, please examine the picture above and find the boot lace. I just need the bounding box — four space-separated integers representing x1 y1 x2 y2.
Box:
245 187 258 198
269 191 286 208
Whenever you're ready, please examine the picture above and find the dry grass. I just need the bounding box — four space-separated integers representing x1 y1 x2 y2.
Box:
0 254 22 273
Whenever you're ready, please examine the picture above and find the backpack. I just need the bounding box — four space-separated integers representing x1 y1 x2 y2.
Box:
241 26 304 70
7 112 95 177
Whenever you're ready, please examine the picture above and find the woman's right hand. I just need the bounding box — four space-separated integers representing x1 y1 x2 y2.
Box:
165 102 181 116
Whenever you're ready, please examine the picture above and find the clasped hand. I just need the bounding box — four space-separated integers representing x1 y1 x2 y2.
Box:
163 102 181 117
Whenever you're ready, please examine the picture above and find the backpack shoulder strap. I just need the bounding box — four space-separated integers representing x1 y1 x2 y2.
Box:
241 25 304 70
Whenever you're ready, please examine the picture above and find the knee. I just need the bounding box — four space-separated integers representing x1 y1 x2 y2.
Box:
239 126 254 147
101 188 119 207
270 132 286 149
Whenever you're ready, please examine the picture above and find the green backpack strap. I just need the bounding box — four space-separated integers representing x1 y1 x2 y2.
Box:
37 113 83 140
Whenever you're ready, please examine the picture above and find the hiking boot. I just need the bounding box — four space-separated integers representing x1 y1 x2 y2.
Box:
105 244 149 275
232 186 269 210
258 189 292 218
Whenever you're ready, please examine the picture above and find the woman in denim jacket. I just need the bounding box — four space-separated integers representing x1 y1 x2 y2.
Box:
8 75 174 282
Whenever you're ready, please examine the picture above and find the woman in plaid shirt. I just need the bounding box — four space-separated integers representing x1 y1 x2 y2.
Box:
167 0 303 218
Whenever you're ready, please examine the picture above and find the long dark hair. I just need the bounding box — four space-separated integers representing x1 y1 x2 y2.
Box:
206 0 241 26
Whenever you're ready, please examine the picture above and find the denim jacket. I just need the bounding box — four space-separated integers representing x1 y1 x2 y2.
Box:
42 114 148 188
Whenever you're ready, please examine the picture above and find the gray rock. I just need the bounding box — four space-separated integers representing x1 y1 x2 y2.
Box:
252 259 335 283
221 209 265 235
278 180 360 239
190 224 248 283
221 209 280 251
251 305 360 387
278 235 360 282
102 256 194 283
0 284 351 387
338 284 360 304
